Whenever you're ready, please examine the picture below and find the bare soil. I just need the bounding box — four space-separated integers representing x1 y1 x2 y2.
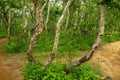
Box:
0 38 120 80
0 38 26 80
91 41 120 80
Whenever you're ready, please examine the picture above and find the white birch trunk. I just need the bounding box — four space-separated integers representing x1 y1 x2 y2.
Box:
43 0 74 71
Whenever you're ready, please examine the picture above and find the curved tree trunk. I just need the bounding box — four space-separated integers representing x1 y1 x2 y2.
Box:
27 0 43 63
43 0 74 71
64 3 105 73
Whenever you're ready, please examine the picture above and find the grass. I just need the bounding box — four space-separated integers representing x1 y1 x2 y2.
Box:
22 61 104 80
0 32 7 38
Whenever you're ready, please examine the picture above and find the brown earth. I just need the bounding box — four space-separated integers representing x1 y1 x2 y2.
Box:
0 38 26 80
91 41 120 80
0 38 120 80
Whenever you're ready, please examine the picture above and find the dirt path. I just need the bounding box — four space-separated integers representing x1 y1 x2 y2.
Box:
0 37 120 80
0 38 25 80
91 41 120 80
0 38 13 80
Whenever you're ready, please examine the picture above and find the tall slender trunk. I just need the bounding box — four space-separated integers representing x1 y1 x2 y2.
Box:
80 1 86 22
64 3 105 73
43 0 74 71
0 19 1 28
22 0 27 44
8 6 11 43
74 8 78 29
41 0 49 13
28 0 48 43
78 1 86 34
45 0 50 30
28 7 36 44
64 10 70 32
27 0 43 63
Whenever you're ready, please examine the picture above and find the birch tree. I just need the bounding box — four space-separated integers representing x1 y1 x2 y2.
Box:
43 0 74 70
28 0 49 42
8 6 11 43
64 10 69 32
22 0 27 44
41 0 49 13
27 0 43 63
45 0 51 30
78 1 87 34
74 8 78 29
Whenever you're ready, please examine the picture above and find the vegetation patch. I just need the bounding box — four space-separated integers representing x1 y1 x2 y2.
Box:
3 39 27 53
23 62 104 80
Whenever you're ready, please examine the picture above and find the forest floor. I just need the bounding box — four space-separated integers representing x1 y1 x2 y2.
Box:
0 38 120 80
91 41 120 80
0 38 26 80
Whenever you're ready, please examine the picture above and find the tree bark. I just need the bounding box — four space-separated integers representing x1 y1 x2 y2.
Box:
78 1 87 34
43 0 74 71
74 8 78 29
45 0 51 30
64 3 105 73
80 1 86 23
22 0 27 44
27 0 43 63
8 6 11 43
64 10 70 32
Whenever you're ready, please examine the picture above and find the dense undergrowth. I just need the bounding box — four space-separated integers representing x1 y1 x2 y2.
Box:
3 29 120 54
2 0 120 54
23 62 104 80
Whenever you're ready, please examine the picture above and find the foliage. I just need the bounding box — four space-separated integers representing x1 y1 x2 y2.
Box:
0 32 7 38
22 62 44 80
69 63 103 80
1 0 120 53
3 29 97 53
35 31 54 52
23 62 103 80
3 38 28 53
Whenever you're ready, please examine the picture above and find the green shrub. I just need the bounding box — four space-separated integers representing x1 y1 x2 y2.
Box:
69 63 103 80
4 39 27 53
23 62 44 80
0 32 7 38
43 64 66 80
23 62 103 80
